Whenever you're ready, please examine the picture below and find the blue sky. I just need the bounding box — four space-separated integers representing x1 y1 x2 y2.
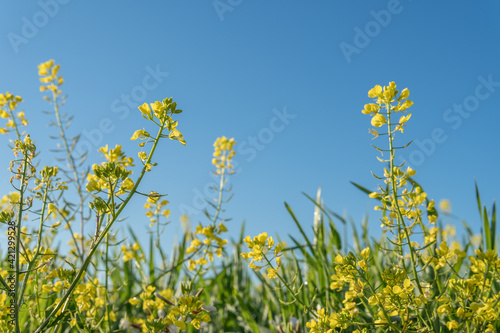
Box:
1 1 500 251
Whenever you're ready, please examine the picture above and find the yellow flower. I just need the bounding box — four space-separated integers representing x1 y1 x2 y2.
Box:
334 254 344 265
267 267 278 279
129 297 141 306
42 284 53 293
47 203 57 216
371 113 387 127
437 304 450 316
446 320 459 330
368 85 382 98
120 178 134 192
398 114 411 125
439 199 451 214
130 129 149 141
138 103 152 119
395 99 413 111
86 179 100 192
360 247 370 260
399 88 409 100
362 103 381 115
358 259 368 271
212 136 236 173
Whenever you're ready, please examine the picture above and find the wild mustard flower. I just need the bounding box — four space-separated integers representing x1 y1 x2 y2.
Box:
185 136 235 271
212 136 236 174
144 193 170 227
38 59 64 95
0 92 26 135
135 97 186 146
439 199 451 214
86 145 136 200
241 232 282 278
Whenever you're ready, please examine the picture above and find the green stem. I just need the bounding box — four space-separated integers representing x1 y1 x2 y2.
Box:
14 149 30 333
386 103 423 293
263 255 311 313
105 232 112 331
190 166 227 284
34 122 167 333
386 102 435 333
52 91 86 261
17 182 50 306
358 269 401 333
212 167 226 225
7 103 22 141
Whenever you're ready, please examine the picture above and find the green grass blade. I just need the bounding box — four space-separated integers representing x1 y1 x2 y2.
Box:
127 226 146 260
491 201 496 250
239 221 246 241
328 221 342 250
149 234 155 285
350 219 361 253
285 202 315 254
484 206 492 250
475 180 483 221
234 290 260 332
350 181 382 202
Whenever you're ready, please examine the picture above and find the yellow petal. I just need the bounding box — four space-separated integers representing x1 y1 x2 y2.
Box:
399 88 410 100
368 85 382 98
371 114 387 127
138 103 152 118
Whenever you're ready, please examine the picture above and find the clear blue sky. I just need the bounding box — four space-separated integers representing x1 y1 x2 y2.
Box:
1 1 499 250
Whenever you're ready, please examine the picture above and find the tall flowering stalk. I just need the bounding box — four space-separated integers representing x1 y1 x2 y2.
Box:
363 83 426 288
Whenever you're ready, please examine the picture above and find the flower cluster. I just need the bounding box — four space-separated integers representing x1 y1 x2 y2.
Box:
0 92 26 135
362 82 413 134
128 287 213 331
212 136 236 174
67 278 116 329
86 145 135 197
184 136 235 271
186 223 228 270
38 59 64 95
144 192 170 227
241 232 282 279
121 242 143 263
135 97 186 146
363 83 437 243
